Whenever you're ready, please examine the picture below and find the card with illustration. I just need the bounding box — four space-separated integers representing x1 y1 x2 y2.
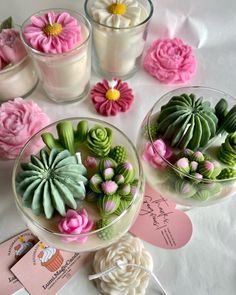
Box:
130 184 193 249
11 241 91 295
0 230 38 295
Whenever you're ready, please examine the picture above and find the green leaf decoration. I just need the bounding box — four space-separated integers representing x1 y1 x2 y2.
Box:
0 16 13 32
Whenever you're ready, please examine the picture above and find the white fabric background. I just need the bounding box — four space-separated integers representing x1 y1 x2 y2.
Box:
1 0 236 294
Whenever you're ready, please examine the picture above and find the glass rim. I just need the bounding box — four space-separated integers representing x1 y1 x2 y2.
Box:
20 8 92 57
147 85 236 183
0 55 29 74
84 0 154 30
12 116 144 238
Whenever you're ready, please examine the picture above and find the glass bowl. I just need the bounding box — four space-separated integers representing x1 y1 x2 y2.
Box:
137 86 236 208
12 117 144 252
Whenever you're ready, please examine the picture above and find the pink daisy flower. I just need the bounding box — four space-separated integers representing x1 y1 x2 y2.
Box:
91 78 134 116
23 11 81 54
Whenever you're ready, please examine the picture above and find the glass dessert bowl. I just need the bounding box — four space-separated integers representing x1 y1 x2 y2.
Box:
12 118 144 252
137 86 236 208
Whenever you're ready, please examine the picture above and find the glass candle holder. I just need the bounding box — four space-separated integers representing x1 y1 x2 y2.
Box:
21 9 91 104
0 56 38 102
84 0 153 80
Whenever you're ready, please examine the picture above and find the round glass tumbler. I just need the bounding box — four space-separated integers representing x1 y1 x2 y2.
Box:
84 0 153 80
12 118 144 252
137 86 236 208
21 9 91 103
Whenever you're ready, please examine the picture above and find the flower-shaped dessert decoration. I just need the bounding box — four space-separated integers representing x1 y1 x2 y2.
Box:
218 132 236 166
142 139 172 169
91 79 134 116
41 120 88 154
89 157 137 216
144 38 197 84
93 234 153 295
87 125 112 157
0 98 50 160
90 0 143 28
156 93 218 150
23 11 81 53
109 145 127 163
16 149 87 219
58 209 94 243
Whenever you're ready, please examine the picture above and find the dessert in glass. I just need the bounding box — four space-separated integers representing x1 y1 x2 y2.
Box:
13 118 144 252
0 17 38 101
21 9 91 104
84 0 153 79
137 86 236 208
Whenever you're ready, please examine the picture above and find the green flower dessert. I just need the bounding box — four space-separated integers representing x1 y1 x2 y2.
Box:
87 125 112 157
156 93 218 150
16 149 87 219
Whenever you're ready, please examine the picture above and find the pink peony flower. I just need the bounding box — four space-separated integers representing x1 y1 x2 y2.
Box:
142 139 172 169
144 38 197 84
91 78 134 116
58 209 94 243
23 11 81 54
0 29 27 70
0 98 50 160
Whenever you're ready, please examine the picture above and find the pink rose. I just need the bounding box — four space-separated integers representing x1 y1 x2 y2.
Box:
0 29 27 70
142 139 172 169
58 209 94 243
144 38 197 84
0 98 50 160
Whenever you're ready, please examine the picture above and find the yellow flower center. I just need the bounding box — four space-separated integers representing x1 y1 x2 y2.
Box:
43 23 63 36
108 3 127 15
106 89 120 101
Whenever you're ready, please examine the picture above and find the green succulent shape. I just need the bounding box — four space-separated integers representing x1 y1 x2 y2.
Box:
217 105 236 134
218 132 236 166
217 168 236 179
109 145 128 164
143 122 158 140
16 149 87 219
96 219 113 240
41 120 88 154
87 125 112 157
156 93 218 150
175 179 196 198
215 98 228 124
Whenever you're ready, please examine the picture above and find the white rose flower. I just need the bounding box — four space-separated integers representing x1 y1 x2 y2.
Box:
93 234 153 295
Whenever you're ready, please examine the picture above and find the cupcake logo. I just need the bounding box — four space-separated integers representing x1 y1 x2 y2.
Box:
14 235 36 260
37 242 64 272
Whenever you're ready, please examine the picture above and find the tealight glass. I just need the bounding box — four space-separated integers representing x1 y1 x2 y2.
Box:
21 9 91 104
84 0 153 80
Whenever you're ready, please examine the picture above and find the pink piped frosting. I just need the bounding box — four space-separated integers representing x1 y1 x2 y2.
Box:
0 98 50 160
58 209 94 243
23 11 81 54
204 161 214 171
144 38 197 84
84 156 98 169
176 158 189 169
91 78 134 116
142 139 172 169
0 29 27 70
101 181 118 195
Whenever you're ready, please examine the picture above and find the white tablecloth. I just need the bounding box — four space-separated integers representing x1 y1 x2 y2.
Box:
1 0 236 294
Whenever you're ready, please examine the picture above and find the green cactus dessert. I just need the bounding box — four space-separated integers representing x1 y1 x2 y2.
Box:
218 132 236 166
217 105 236 134
96 219 113 240
156 93 218 150
217 168 236 179
87 125 112 157
97 195 120 216
109 145 128 164
215 98 228 124
175 179 196 198
16 149 87 219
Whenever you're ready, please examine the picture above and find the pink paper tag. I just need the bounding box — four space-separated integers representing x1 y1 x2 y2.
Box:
11 241 91 295
129 184 193 249
0 230 38 295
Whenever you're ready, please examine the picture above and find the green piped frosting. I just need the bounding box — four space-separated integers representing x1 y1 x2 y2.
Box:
217 168 236 179
218 132 236 166
96 219 113 240
156 93 218 150
109 145 128 164
16 149 87 219
215 98 228 124
217 106 236 134
87 125 112 157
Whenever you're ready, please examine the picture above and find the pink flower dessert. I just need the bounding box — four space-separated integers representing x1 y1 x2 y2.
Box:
58 209 94 243
23 11 81 54
0 29 27 70
0 98 50 160
144 38 197 84
91 78 134 116
142 139 172 168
